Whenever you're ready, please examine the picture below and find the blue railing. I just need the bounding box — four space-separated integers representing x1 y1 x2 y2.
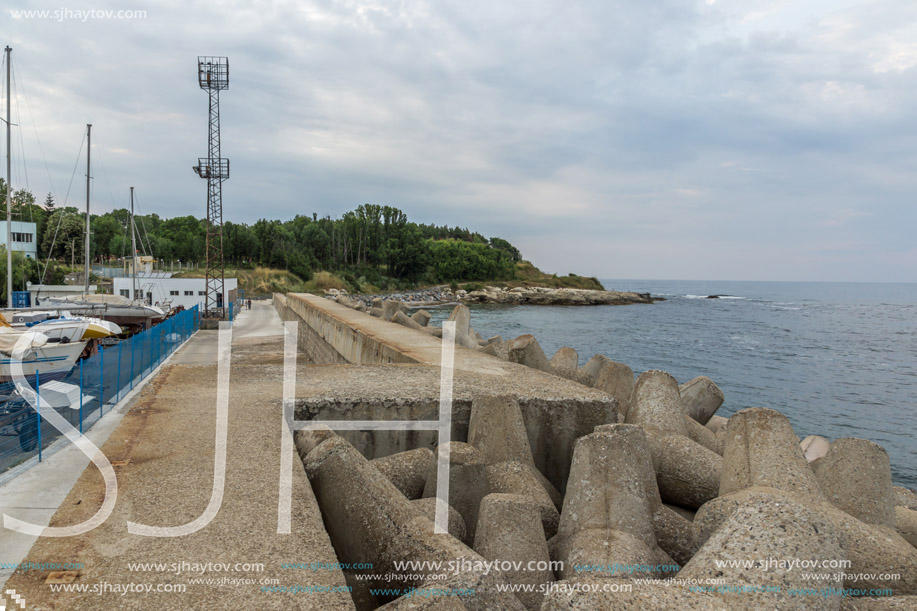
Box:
0 306 201 474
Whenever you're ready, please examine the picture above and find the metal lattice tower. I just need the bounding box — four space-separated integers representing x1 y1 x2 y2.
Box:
193 56 230 317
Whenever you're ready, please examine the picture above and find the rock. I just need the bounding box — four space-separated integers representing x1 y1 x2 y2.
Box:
474 494 554 610
625 370 689 437
705 414 728 434
801 434 831 462
896 507 917 549
371 448 435 500
422 442 489 544
678 376 724 425
411 498 467 541
411 309 432 327
505 334 553 373
719 407 823 502
485 461 560 539
894 487 917 511
811 438 896 528
549 347 579 380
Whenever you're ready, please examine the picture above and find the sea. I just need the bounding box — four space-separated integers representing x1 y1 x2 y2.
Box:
431 280 917 488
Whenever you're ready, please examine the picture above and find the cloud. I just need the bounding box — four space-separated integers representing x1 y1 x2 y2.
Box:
3 0 916 281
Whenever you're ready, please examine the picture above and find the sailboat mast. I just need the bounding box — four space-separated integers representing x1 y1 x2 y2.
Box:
84 123 91 294
130 186 137 300
5 46 12 308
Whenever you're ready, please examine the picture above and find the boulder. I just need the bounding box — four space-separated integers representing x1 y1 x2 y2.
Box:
549 347 579 380
505 334 553 373
371 448 434 500
811 438 896 528
678 376 724 425
474 494 554 610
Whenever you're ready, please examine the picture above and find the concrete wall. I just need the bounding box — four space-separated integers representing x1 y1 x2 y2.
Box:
274 293 419 365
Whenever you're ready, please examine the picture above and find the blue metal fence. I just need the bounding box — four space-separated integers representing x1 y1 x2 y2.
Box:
0 306 201 474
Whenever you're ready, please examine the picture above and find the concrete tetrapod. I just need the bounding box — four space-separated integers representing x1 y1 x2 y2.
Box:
474 494 554 611
719 407 823 502
505 334 553 373
801 434 831 462
372 448 435 500
811 437 896 528
447 304 478 350
680 496 846 610
642 426 722 509
678 376 724 425
422 442 490 544
554 426 675 580
626 370 689 437
410 309 431 327
895 507 917 549
549 347 579 381
895 487 917 511
411 498 467 541
485 461 560 539
591 358 635 420
467 394 536 468
303 436 525 610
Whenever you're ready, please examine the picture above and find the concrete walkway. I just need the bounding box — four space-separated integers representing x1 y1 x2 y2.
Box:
2 300 353 610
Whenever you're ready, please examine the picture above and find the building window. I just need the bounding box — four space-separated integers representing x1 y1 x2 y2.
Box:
184 290 193 296
169 290 179 296
199 291 206 296
12 232 32 243
120 289 129 297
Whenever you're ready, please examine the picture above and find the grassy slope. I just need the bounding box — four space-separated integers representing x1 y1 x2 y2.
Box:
175 262 604 296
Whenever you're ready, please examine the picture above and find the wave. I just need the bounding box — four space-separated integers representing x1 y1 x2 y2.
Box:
684 294 747 300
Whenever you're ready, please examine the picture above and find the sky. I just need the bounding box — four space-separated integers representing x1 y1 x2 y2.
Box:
3 0 917 282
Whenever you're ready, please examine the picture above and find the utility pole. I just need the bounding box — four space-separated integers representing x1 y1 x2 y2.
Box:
84 124 91 294
192 56 229 318
130 187 137 301
5 46 12 307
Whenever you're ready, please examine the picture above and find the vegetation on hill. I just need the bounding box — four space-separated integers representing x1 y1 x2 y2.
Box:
0 180 602 298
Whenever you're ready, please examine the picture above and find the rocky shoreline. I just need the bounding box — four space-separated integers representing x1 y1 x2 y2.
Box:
326 285 662 307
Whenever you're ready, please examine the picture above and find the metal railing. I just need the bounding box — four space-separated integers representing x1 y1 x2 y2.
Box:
0 306 201 474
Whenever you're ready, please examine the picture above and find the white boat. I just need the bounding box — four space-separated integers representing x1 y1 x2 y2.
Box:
0 328 88 383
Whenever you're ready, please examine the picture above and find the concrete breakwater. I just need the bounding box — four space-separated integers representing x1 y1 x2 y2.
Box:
275 293 917 610
327 285 659 307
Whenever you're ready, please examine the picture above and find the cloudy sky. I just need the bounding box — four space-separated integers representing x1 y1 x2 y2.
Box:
4 0 917 282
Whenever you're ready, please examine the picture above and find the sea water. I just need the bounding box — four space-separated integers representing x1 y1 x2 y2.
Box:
431 280 917 487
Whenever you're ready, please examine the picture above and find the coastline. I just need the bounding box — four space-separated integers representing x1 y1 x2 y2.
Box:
327 285 663 308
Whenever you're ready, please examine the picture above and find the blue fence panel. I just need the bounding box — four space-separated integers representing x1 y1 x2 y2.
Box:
0 306 200 474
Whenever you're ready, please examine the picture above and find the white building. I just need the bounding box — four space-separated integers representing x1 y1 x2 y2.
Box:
0 221 38 259
113 274 239 311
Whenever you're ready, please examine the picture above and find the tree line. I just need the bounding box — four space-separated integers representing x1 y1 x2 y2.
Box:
0 181 523 288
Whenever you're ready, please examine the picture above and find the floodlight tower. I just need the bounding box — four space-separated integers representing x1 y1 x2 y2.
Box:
193 56 230 317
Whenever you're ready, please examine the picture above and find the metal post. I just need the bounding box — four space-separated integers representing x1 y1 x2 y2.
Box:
5 46 12 309
35 369 41 461
117 340 122 401
130 334 135 390
99 345 104 416
79 357 83 435
85 124 92 294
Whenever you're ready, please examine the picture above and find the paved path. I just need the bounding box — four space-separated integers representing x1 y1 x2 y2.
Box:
3 300 353 610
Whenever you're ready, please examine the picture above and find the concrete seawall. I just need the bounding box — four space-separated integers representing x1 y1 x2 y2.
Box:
274 293 617 492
